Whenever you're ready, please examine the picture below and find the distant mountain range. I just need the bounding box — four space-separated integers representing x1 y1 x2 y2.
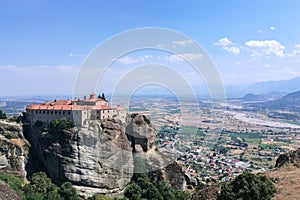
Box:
263 90 300 111
240 93 266 101
244 76 300 95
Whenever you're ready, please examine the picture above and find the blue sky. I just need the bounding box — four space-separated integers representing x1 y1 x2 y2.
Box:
1 0 300 95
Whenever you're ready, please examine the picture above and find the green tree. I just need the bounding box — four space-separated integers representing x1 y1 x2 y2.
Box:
88 194 115 200
217 172 276 200
101 93 106 101
49 117 75 131
60 182 78 200
143 183 163 200
125 169 189 200
124 182 142 200
0 109 7 119
156 181 176 200
23 172 63 200
0 173 24 196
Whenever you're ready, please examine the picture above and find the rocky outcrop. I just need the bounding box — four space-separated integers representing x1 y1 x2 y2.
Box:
24 114 188 198
126 115 189 190
150 162 188 191
190 184 221 200
275 148 300 168
0 180 21 200
0 120 29 177
126 114 156 152
35 118 134 198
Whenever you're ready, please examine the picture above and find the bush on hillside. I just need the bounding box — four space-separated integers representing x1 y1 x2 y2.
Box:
217 172 276 200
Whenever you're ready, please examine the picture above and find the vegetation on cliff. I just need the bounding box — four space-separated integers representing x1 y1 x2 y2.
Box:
123 173 189 200
0 172 80 200
217 172 276 200
48 117 75 131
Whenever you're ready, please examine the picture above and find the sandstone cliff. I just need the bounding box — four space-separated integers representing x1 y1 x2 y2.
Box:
126 114 188 190
0 120 29 177
24 114 188 198
34 118 133 197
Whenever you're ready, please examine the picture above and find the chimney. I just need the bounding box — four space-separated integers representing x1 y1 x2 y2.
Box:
84 96 87 100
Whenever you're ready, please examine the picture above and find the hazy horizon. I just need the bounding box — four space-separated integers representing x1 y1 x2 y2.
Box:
1 1 300 96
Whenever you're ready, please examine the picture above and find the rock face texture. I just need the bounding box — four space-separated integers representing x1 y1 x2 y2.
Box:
0 180 21 200
190 184 221 200
35 119 134 197
126 114 156 153
24 114 188 198
0 120 29 177
275 148 300 168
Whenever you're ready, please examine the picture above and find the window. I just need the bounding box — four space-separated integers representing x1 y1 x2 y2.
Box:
63 111 65 115
36 111 38 113
103 116 104 119
43 111 45 114
51 111 53 114
47 111 49 114
68 111 70 115
39 110 41 113
59 111 61 114
55 111 57 114
102 111 104 113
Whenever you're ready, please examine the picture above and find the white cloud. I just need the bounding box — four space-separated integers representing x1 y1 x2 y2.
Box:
214 37 232 46
286 44 300 62
292 44 300 57
294 44 300 49
245 40 285 57
69 53 87 57
172 40 193 47
165 55 183 62
270 26 276 30
222 46 240 55
215 37 240 54
258 29 266 33
182 53 203 61
165 53 203 62
116 55 155 64
117 56 139 64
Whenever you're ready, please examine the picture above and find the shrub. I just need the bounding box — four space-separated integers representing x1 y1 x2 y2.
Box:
0 109 7 119
217 172 276 200
0 173 24 196
142 115 151 125
49 117 75 131
59 182 79 200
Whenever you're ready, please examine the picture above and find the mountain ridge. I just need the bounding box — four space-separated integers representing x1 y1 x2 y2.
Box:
244 76 300 95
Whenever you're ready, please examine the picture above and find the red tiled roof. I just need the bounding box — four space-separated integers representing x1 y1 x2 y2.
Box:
26 96 117 111
26 104 114 111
